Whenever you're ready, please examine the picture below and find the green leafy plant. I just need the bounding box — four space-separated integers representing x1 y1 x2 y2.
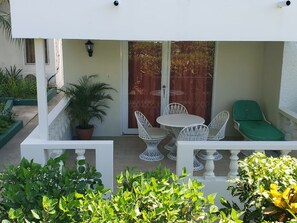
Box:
3 166 242 222
0 101 15 134
0 156 103 222
0 66 37 99
223 152 297 222
60 74 117 129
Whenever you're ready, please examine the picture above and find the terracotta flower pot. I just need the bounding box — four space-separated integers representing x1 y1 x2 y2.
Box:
76 126 94 140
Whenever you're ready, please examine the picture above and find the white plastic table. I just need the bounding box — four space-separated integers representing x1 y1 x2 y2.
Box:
156 114 205 160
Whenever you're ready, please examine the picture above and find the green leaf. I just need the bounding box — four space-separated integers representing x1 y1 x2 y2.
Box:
30 210 40 219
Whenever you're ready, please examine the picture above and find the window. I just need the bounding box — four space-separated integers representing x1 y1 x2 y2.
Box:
25 39 49 64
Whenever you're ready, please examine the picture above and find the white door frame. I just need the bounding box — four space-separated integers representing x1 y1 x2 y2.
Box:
121 41 171 134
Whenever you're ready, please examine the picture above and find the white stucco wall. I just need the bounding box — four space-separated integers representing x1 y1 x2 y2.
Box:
261 42 284 125
0 33 24 69
62 40 121 136
279 42 297 111
212 42 265 136
63 40 284 137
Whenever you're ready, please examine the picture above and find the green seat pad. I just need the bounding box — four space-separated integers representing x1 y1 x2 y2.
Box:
233 100 263 121
238 120 285 141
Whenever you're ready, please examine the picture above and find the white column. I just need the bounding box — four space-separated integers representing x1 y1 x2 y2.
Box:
35 39 49 140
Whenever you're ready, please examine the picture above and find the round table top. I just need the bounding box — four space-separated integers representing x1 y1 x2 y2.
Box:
156 114 205 128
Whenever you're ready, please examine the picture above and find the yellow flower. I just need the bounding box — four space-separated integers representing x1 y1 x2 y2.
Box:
290 203 297 213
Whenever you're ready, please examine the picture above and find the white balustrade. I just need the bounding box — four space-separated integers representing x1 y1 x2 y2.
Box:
176 140 297 205
21 96 114 191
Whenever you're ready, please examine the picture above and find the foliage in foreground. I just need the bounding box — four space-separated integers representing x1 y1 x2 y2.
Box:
222 152 297 222
0 156 103 222
1 161 242 222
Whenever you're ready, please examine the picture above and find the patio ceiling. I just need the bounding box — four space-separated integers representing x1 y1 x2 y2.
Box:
10 0 297 41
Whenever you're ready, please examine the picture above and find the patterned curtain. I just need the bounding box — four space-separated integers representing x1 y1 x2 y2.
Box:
170 42 215 123
128 42 162 128
128 41 215 128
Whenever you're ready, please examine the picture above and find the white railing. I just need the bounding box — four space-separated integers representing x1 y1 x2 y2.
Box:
48 97 71 140
21 97 114 191
176 140 297 205
279 107 297 140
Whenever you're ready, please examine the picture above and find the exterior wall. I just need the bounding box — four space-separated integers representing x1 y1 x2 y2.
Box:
0 35 62 85
212 42 265 136
10 0 297 41
279 42 297 111
63 40 285 137
261 42 284 125
62 40 122 136
0 32 24 69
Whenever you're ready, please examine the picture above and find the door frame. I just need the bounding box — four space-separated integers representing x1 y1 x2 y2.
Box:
121 41 172 134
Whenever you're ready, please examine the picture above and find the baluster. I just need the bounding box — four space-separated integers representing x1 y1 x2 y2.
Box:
76 149 86 173
228 150 240 178
203 150 215 179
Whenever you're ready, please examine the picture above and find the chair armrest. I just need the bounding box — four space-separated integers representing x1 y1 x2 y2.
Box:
233 120 240 130
262 112 271 124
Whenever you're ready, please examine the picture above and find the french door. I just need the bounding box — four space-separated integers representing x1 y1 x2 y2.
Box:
122 41 215 134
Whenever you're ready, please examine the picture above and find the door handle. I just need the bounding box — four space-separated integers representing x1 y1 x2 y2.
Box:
162 85 166 97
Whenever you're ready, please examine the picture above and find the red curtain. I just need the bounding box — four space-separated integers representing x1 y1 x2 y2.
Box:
128 42 162 128
170 42 214 123
128 41 215 128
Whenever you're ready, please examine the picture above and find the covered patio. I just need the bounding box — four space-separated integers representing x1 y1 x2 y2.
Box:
8 0 297 205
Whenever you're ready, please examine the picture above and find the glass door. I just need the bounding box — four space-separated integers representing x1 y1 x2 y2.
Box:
169 41 215 123
127 41 163 129
122 41 215 134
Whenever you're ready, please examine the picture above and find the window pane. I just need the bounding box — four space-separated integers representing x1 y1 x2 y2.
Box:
25 39 49 64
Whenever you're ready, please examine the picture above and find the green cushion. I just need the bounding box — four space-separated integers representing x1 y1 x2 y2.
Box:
233 100 263 121
238 120 285 141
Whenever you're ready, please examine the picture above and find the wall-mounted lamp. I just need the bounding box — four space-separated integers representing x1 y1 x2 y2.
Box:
113 0 119 6
85 40 94 57
277 0 291 7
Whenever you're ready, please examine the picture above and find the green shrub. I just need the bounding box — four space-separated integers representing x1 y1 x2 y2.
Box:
1 160 243 223
0 156 103 222
222 152 297 222
0 65 37 99
0 102 14 134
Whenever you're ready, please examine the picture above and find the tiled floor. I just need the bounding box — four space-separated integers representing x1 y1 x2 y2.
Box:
66 135 236 181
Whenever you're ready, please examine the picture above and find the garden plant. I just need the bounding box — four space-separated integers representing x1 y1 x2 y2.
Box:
0 159 242 222
0 66 37 99
0 101 15 134
0 155 103 222
221 152 297 222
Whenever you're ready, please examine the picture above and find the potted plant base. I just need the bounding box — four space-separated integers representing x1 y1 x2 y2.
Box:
76 126 94 140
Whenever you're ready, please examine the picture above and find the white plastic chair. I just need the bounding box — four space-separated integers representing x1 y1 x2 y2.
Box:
177 124 209 171
163 103 188 115
135 111 168 161
197 110 229 161
163 103 188 151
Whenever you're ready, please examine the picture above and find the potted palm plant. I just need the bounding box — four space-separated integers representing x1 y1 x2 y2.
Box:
61 75 116 140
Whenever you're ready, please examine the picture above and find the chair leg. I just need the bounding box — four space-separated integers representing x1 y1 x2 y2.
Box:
164 136 176 151
139 139 164 162
193 156 204 171
167 144 177 161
